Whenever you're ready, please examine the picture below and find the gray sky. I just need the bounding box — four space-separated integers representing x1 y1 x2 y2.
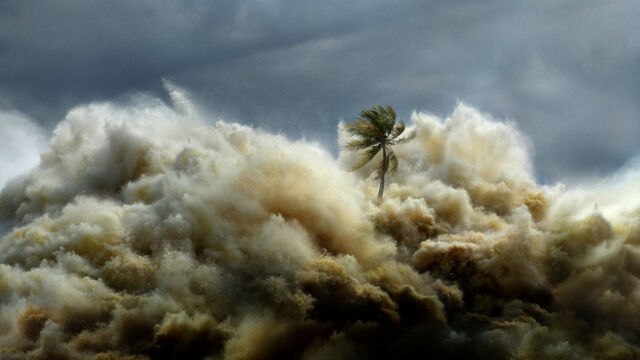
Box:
1 0 639 183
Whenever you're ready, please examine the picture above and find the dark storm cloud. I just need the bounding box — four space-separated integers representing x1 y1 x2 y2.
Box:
1 0 639 181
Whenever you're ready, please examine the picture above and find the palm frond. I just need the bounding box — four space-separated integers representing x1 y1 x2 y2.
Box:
359 107 386 134
383 105 396 134
344 137 379 150
345 119 383 138
350 144 381 171
371 104 393 135
384 105 396 122
389 130 416 145
387 147 399 174
360 105 398 136
389 121 405 139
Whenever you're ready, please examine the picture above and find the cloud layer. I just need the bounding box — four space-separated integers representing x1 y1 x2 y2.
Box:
1 1 639 181
1 88 639 359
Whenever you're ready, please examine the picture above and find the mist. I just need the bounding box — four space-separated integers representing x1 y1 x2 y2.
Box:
1 85 639 359
0 110 47 189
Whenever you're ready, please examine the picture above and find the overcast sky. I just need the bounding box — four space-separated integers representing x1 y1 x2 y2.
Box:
1 0 639 183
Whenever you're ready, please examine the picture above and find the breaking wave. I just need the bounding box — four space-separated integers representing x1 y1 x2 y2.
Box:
1 87 639 359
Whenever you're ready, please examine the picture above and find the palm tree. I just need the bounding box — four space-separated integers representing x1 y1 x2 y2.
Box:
344 105 415 200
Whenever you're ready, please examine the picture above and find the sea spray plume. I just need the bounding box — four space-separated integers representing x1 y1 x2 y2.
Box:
343 105 415 200
1 87 640 359
0 109 47 190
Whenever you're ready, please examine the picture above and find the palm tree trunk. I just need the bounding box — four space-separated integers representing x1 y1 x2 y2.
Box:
378 145 387 200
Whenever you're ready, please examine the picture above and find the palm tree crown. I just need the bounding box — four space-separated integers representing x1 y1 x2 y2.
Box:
344 104 415 200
